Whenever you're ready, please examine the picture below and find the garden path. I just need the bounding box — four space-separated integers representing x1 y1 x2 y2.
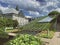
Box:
48 23 60 45
49 32 60 45
41 32 60 45
41 22 60 45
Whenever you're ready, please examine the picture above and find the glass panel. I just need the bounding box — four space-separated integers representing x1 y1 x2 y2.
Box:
38 16 54 22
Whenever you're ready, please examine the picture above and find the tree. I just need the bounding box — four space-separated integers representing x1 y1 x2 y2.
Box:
15 5 19 11
15 5 25 17
18 10 25 17
13 20 18 28
0 10 2 14
48 11 60 16
6 19 13 27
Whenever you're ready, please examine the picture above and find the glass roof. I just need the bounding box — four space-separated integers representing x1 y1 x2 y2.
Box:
38 16 54 23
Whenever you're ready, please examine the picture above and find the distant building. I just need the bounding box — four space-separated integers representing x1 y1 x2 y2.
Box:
13 14 29 26
0 8 30 26
38 16 56 30
25 16 33 22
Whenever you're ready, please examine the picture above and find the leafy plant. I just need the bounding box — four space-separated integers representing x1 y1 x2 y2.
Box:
0 27 8 38
0 17 18 28
13 20 18 28
6 34 42 45
48 11 60 16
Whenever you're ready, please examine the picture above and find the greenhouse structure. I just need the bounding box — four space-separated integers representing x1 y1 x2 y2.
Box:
38 16 57 30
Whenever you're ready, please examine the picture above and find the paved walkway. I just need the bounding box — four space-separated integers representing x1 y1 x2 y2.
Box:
41 32 60 45
49 23 60 45
49 32 60 45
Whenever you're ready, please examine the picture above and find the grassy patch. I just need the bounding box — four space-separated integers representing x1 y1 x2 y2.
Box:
37 30 55 39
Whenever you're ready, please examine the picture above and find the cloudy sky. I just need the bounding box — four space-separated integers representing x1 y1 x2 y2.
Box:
0 0 60 17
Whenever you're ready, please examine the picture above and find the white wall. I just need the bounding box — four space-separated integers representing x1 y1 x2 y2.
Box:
13 15 29 26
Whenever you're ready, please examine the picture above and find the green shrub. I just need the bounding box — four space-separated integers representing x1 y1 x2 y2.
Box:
6 19 13 27
0 17 18 28
0 27 9 38
37 31 55 39
6 34 42 45
13 20 18 28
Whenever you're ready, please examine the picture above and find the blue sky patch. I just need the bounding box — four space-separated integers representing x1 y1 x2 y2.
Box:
0 0 60 17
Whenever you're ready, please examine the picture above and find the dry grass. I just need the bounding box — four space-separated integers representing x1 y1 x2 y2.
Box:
36 30 55 39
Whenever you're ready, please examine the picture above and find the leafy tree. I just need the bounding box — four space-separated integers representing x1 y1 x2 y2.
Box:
48 11 60 16
13 20 18 28
0 17 18 28
6 19 13 27
15 5 25 17
0 10 2 15
15 5 19 11
18 10 25 17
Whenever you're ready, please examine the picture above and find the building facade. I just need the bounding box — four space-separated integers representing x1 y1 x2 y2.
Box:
0 8 29 26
